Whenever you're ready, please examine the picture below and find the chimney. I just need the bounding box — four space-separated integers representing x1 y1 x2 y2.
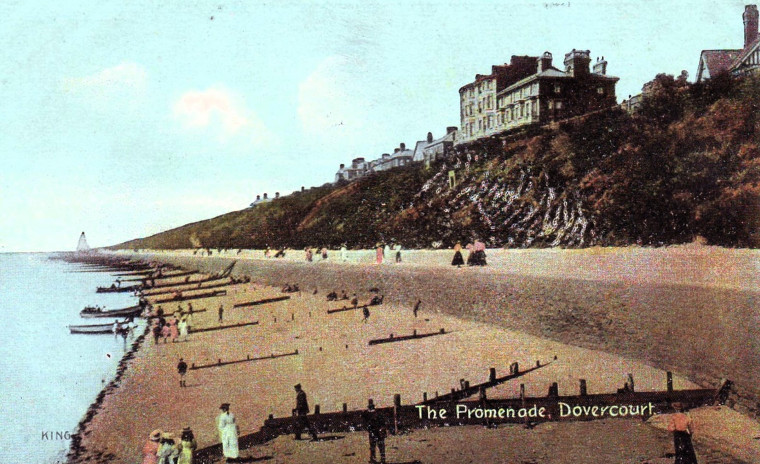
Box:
400 142 406 151
340 163 345 169
744 5 759 48
256 195 260 200
537 51 553 72
427 132 433 143
394 148 400 153
301 186 305 192
275 192 280 199
564 49 591 77
263 193 268 200
446 126 458 134
593 56 607 75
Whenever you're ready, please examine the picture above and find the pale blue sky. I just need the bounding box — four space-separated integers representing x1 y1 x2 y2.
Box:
0 0 749 251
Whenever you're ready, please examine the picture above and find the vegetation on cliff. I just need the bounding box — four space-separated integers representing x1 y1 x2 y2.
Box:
114 73 760 250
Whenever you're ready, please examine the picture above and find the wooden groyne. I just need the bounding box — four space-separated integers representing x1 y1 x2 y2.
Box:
233 296 291 308
189 350 298 370
189 320 259 334
153 290 227 303
368 328 448 345
192 372 729 464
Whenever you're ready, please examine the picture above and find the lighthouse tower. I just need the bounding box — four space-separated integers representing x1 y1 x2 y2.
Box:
76 232 90 253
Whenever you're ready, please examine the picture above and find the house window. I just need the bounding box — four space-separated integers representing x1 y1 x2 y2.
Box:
597 87 604 94
554 84 561 93
556 101 563 109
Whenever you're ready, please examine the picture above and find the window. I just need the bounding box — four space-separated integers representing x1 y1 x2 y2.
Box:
597 87 604 94
554 84 561 93
556 101 563 109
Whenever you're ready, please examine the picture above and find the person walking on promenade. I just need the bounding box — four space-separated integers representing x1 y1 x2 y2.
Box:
383 244 391 264
321 247 328 260
142 429 162 464
293 384 319 441
413 300 421 318
340 244 348 262
218 305 224 323
363 305 371 323
305 247 313 262
394 244 402 263
362 399 387 464
177 358 188 387
177 427 197 464
375 244 384 264
669 402 698 464
451 242 464 267
216 403 240 460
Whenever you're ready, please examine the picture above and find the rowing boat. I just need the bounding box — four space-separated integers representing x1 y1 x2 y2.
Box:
79 305 143 318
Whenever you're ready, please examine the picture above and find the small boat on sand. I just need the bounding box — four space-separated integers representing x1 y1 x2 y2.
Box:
69 323 128 335
80 305 143 319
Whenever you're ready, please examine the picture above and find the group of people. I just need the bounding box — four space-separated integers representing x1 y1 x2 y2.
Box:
142 427 197 464
451 240 487 267
303 247 330 262
152 305 193 344
375 243 402 264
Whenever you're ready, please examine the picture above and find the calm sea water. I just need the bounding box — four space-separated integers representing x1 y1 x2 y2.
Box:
0 253 140 464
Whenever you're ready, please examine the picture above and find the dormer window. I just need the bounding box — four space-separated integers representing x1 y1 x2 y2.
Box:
554 84 561 93
597 87 605 94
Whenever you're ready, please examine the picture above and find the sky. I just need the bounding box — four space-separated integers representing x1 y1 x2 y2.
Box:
0 0 750 252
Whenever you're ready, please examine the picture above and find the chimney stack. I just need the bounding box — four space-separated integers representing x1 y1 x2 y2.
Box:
537 51 553 73
394 148 400 153
263 193 268 200
446 126 458 134
340 163 345 169
744 5 759 48
275 192 280 199
400 142 406 151
256 195 260 200
427 132 433 143
593 56 607 75
301 186 305 192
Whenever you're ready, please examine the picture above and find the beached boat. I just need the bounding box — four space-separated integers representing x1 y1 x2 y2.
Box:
68 323 127 334
96 284 141 293
79 305 143 319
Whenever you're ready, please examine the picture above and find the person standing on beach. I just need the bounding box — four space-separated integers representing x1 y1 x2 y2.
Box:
363 306 371 323
293 384 319 441
451 242 465 267
216 403 239 460
177 358 188 387
142 429 162 464
375 244 384 264
340 244 348 262
178 315 189 341
394 243 402 263
668 402 698 464
362 399 387 464
218 305 224 323
413 300 421 318
157 433 179 464
177 427 197 464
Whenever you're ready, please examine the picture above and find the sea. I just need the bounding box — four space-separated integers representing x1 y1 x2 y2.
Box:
0 253 142 464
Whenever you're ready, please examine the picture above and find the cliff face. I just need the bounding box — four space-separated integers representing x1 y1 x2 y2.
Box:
114 73 760 250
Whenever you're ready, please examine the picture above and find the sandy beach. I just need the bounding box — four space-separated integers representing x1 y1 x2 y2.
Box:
70 246 760 463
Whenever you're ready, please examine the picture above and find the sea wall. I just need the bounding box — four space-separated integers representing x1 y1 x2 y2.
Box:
119 248 760 416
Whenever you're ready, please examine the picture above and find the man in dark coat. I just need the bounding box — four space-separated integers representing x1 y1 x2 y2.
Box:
362 399 387 464
293 384 318 441
177 358 188 387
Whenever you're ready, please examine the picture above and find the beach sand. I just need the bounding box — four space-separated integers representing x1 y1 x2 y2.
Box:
71 246 760 463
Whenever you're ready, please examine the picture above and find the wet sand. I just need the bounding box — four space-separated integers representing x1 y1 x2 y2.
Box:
71 246 760 463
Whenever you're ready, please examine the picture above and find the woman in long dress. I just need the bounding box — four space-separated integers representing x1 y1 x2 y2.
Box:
668 402 698 464
142 429 161 464
216 403 239 460
177 427 197 464
168 318 179 342
451 242 464 267
157 433 179 464
178 316 189 341
375 244 383 264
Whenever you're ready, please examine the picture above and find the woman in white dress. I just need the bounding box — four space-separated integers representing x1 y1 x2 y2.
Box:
216 403 239 460
178 316 189 341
